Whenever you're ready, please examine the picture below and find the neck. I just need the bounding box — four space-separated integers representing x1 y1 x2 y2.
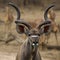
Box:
23 38 37 60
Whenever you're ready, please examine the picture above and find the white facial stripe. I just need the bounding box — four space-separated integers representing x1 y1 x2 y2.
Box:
31 35 38 37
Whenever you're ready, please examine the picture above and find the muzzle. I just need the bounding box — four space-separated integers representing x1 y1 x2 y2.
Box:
29 35 39 52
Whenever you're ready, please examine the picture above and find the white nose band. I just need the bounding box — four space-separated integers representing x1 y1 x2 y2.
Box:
31 35 38 37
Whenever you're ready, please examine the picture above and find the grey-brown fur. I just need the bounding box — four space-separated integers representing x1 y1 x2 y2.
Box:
16 39 41 60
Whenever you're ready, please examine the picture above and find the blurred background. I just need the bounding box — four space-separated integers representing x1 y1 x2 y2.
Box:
0 0 60 10
0 0 60 60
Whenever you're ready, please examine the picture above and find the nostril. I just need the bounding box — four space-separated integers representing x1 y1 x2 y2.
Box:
32 42 39 46
33 42 35 43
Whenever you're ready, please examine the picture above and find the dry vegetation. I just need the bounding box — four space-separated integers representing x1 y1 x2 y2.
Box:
0 7 60 60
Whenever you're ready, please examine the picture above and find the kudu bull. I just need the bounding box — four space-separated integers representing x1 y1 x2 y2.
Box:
8 3 51 60
44 5 59 44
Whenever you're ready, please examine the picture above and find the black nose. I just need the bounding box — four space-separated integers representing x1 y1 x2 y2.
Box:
32 41 39 46
33 41 38 44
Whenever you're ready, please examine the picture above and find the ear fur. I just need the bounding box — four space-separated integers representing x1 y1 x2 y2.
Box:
44 25 51 33
16 24 25 34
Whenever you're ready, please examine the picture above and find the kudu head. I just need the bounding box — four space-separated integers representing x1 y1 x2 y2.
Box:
8 3 53 51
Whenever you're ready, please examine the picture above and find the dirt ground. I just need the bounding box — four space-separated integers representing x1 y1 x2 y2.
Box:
0 7 60 60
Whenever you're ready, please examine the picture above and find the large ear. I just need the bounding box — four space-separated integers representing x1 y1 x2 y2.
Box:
38 21 51 34
16 24 30 34
39 24 51 35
